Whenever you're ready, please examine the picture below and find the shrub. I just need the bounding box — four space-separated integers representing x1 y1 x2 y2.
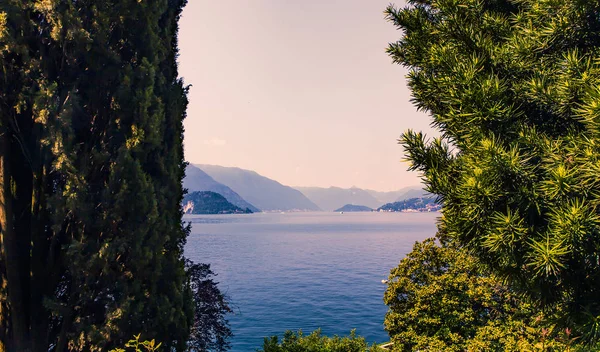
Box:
384 238 592 351
257 329 382 352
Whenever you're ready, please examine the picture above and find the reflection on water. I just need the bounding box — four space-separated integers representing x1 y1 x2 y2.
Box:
184 211 437 351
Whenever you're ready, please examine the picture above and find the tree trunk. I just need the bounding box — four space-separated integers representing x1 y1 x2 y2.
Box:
31 164 49 352
0 130 30 351
0 263 7 352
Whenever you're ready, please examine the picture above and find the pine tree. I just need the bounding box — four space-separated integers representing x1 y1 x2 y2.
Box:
0 0 196 350
387 0 600 342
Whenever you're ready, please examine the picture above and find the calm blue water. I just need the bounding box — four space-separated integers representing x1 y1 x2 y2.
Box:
184 212 437 351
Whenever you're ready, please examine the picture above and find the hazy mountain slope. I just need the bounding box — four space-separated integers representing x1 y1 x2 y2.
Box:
295 187 382 211
364 189 409 204
183 165 260 212
196 165 321 211
364 186 427 203
394 186 430 201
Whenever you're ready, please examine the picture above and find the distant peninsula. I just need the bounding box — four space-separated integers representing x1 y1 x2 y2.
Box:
378 197 440 212
334 204 373 212
183 191 253 214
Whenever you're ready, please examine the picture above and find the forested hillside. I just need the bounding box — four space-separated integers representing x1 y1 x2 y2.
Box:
183 191 253 214
378 197 439 212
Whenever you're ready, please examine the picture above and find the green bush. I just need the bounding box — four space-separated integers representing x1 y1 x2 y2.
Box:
257 329 383 352
384 238 595 351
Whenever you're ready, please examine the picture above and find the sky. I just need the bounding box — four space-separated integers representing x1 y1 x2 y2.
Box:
178 0 436 192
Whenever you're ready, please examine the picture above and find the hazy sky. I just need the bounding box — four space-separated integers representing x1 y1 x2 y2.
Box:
178 0 436 192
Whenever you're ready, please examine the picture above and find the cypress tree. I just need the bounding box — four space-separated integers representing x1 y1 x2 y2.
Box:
387 0 600 342
0 0 194 350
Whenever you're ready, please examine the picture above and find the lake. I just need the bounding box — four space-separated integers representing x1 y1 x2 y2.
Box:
184 211 437 351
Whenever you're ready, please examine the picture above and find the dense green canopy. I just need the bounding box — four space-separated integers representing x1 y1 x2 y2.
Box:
0 0 202 350
387 0 600 341
383 238 579 351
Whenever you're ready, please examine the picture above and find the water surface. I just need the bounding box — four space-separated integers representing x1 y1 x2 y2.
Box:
185 211 437 351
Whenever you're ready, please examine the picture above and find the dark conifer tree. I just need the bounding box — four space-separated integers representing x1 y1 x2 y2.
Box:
0 0 222 351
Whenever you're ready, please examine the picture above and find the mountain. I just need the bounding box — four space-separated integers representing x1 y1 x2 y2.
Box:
183 165 260 212
365 185 429 204
363 190 407 204
196 165 321 211
183 191 253 214
334 204 373 212
393 186 430 202
296 186 382 211
294 185 429 211
378 197 440 212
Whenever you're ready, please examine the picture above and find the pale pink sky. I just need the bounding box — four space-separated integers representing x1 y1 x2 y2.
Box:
178 0 436 192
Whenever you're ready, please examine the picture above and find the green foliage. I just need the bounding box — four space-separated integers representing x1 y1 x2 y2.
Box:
387 0 600 342
384 238 592 351
0 0 233 351
110 334 162 352
257 329 382 352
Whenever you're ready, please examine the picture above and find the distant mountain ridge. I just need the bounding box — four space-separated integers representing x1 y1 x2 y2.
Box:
296 185 428 211
195 164 321 212
183 165 260 212
391 187 430 202
296 187 382 211
365 186 429 203
185 163 428 212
